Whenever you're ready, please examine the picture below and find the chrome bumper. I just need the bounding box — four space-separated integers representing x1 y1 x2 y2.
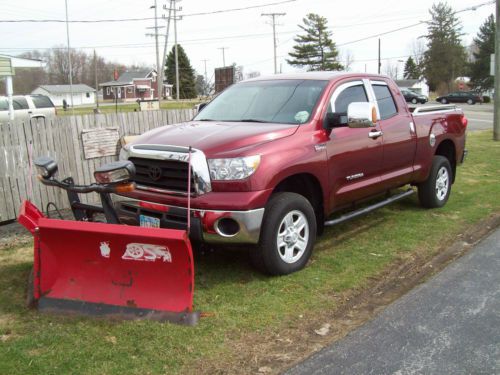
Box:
112 195 265 245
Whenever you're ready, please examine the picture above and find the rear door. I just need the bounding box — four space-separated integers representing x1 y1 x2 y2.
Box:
325 80 384 210
370 80 417 187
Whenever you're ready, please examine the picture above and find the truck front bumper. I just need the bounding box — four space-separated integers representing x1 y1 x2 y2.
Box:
112 195 265 245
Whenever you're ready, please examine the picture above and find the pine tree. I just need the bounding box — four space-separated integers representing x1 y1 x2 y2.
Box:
403 57 421 79
423 2 467 92
165 44 197 99
469 14 495 91
287 13 343 71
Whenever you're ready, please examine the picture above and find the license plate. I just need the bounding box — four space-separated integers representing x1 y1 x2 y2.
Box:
139 215 160 228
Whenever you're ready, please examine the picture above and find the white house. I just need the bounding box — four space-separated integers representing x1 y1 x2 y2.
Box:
31 84 96 106
395 79 429 97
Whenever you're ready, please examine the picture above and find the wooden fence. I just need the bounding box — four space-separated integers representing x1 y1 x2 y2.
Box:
0 109 196 222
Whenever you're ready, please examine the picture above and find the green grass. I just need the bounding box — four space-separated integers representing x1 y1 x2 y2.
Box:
1 131 499 374
57 100 202 116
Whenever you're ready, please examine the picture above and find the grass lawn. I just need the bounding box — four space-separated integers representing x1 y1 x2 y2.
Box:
57 100 202 116
0 131 499 375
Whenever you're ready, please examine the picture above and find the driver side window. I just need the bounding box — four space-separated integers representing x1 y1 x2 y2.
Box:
328 84 368 126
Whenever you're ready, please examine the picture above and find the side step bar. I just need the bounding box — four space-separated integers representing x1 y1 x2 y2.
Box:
324 188 415 227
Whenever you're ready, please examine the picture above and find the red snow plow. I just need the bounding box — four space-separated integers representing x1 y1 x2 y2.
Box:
18 157 199 325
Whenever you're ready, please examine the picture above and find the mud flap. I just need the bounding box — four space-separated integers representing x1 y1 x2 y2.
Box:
18 201 199 325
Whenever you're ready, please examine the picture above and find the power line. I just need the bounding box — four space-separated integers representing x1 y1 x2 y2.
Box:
0 0 296 23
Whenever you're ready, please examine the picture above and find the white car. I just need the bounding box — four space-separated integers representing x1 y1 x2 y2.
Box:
0 95 56 123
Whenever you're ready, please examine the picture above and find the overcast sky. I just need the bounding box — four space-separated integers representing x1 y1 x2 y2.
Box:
0 0 495 81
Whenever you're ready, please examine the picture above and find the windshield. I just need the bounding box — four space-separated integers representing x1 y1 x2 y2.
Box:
195 79 328 124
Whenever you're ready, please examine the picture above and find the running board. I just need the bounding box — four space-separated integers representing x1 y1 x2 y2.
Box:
324 189 415 227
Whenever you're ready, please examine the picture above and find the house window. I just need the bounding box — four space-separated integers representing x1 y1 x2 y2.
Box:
86 92 90 98
106 87 110 95
128 87 133 94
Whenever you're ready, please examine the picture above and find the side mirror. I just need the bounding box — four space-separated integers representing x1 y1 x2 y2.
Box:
94 161 136 184
34 156 58 179
195 102 208 112
323 112 346 129
347 102 378 128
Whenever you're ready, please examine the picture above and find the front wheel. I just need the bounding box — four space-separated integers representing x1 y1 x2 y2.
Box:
411 98 418 104
440 98 448 104
251 193 317 275
467 98 474 105
418 155 452 208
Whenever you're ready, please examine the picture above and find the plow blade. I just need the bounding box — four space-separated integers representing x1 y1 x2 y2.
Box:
19 201 198 325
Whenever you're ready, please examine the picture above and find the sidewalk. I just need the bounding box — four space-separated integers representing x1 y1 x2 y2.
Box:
285 228 500 375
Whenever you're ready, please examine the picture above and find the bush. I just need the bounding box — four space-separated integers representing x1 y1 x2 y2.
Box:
483 96 491 103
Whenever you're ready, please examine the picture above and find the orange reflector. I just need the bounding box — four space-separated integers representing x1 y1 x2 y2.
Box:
114 182 136 193
372 106 377 123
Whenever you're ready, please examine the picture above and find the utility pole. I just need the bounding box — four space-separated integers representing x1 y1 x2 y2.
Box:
94 49 99 111
378 38 381 74
161 0 173 99
146 1 165 100
494 0 500 141
173 0 181 101
261 13 285 74
64 0 74 114
201 59 209 96
218 47 228 67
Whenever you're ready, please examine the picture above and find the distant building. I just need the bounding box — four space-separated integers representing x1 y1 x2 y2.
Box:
31 84 96 106
100 69 172 101
395 79 429 97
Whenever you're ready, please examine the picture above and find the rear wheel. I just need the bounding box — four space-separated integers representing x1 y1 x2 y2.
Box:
418 155 452 208
440 98 448 104
467 98 474 105
251 193 316 275
411 98 418 104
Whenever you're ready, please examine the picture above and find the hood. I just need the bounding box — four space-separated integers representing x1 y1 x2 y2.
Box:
131 121 299 157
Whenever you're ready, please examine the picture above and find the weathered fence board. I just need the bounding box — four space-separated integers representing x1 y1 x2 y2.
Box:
0 108 196 222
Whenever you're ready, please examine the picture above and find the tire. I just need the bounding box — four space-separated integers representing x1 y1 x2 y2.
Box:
418 155 452 208
251 192 317 275
467 98 474 105
411 98 418 104
440 98 448 104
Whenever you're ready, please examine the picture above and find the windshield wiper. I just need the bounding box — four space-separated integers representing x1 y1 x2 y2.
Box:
237 119 268 123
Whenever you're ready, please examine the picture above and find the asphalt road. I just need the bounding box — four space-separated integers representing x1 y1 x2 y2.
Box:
285 228 500 375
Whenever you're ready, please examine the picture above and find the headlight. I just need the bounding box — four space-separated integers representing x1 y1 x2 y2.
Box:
94 161 135 184
119 145 130 161
208 155 261 181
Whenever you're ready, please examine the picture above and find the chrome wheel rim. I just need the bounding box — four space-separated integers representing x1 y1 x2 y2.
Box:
276 210 309 264
435 166 449 201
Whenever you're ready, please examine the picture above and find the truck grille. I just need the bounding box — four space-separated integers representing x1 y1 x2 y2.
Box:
128 157 195 195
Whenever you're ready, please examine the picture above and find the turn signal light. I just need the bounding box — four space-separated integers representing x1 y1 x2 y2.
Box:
114 182 136 193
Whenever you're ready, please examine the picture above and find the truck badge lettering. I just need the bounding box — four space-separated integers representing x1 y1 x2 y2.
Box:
346 173 364 181
122 243 172 263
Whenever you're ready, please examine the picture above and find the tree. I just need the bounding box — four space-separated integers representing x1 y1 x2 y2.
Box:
287 13 343 71
469 14 495 91
403 57 420 79
422 2 467 92
165 44 197 99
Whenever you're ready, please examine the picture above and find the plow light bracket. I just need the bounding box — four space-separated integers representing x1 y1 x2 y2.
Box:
94 161 136 184
34 156 58 179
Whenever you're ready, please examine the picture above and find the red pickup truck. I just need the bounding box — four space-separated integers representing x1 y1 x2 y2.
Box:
116 72 467 275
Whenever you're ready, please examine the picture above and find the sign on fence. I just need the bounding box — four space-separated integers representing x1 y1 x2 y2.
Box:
82 127 120 159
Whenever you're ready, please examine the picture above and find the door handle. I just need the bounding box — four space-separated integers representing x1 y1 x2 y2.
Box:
368 130 383 139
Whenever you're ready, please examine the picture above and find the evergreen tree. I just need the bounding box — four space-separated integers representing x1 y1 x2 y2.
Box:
469 14 495 91
403 56 420 79
423 2 467 92
165 44 197 99
287 13 343 71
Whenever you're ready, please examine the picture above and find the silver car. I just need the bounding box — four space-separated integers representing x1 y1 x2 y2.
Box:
0 95 56 123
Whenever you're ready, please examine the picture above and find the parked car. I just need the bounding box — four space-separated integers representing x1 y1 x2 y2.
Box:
401 89 428 104
116 72 467 275
436 91 483 105
0 95 56 123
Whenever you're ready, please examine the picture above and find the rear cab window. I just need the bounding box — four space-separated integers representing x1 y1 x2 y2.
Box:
31 95 54 109
371 83 397 120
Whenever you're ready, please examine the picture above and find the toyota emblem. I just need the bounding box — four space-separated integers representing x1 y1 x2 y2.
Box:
148 166 162 181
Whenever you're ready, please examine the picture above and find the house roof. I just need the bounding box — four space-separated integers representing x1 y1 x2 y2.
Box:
395 79 420 87
36 84 95 94
100 69 155 86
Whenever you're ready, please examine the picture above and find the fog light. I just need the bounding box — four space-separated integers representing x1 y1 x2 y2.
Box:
34 156 58 179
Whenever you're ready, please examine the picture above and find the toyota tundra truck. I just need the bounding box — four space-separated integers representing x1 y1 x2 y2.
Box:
115 72 468 275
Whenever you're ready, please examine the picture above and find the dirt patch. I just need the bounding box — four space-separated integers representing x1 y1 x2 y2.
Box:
189 214 500 375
